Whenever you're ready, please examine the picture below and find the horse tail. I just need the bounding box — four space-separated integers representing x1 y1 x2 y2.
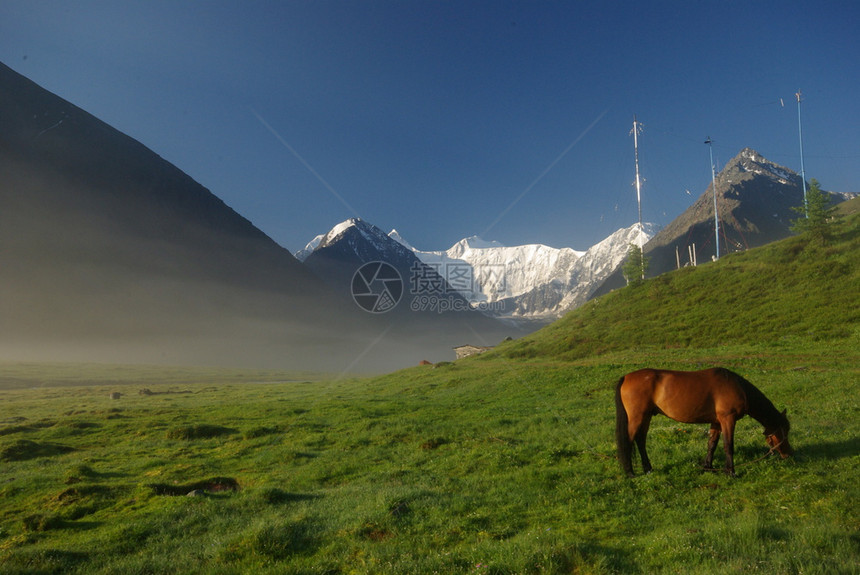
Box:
615 376 634 477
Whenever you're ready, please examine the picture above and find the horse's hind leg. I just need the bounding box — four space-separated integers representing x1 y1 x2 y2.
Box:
702 424 721 470
633 414 653 474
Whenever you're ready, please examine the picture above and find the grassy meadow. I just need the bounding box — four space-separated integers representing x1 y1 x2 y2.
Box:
1 209 858 574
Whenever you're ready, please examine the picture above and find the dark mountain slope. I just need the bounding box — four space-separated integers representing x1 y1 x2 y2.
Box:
0 62 514 369
0 62 372 368
649 148 807 263
0 61 316 289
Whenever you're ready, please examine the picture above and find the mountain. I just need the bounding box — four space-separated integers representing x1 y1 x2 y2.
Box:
0 61 362 368
303 218 491 316
303 218 426 292
592 148 855 297
1 61 494 371
390 223 654 324
296 233 325 261
301 217 520 345
301 220 655 325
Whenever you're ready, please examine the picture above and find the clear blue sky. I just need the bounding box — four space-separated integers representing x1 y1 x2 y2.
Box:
2 1 857 253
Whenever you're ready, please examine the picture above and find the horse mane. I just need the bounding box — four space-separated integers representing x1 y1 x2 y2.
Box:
719 368 789 433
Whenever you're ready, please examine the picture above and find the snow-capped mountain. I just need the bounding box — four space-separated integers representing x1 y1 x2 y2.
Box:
295 234 324 261
301 218 424 289
392 223 654 323
300 218 483 318
395 236 582 306
300 219 655 325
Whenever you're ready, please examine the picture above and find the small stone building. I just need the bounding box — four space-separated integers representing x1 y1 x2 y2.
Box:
453 344 493 360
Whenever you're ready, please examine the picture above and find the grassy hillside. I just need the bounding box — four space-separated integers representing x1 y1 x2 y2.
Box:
498 204 858 361
0 211 857 574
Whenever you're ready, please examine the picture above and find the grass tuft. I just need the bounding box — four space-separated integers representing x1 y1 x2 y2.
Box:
0 439 75 462
146 477 239 496
165 424 237 440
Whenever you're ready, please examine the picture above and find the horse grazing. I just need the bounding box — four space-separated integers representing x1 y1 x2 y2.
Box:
615 368 792 477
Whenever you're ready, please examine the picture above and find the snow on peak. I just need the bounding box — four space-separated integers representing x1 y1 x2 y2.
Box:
295 233 325 262
303 217 410 262
401 221 656 319
441 236 505 259
740 148 762 163
318 217 389 247
326 217 361 241
737 148 797 184
298 219 657 321
387 229 413 250
297 217 379 258
459 235 505 250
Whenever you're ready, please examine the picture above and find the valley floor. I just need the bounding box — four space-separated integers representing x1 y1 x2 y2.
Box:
0 340 857 574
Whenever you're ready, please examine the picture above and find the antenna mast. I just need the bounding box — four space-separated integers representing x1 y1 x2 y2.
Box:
796 90 808 217
631 115 644 241
705 136 720 260
631 116 645 279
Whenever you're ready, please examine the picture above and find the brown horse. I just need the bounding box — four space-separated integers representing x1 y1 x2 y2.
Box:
615 368 792 477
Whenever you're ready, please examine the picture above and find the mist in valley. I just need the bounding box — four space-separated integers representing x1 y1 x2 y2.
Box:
0 61 518 374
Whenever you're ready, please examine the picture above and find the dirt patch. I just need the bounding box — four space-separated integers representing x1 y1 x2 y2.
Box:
420 437 448 450
359 522 394 541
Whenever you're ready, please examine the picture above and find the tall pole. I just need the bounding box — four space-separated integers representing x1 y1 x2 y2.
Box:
705 137 720 260
632 116 644 278
796 90 808 217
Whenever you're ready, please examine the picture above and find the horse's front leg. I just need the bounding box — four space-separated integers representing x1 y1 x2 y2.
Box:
702 424 721 470
720 416 737 476
633 414 653 474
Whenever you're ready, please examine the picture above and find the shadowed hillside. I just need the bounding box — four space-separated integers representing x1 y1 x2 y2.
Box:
0 62 512 370
0 62 357 367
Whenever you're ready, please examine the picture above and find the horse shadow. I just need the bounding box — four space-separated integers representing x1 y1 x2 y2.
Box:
729 436 857 469
789 436 860 462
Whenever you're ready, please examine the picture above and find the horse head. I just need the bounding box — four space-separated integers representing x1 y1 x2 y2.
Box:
764 409 793 458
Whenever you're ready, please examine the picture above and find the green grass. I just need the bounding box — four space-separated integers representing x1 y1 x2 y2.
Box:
501 211 859 362
0 214 857 574
0 345 857 574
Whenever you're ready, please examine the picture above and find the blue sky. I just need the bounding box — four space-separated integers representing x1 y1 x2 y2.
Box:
2 1 857 253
